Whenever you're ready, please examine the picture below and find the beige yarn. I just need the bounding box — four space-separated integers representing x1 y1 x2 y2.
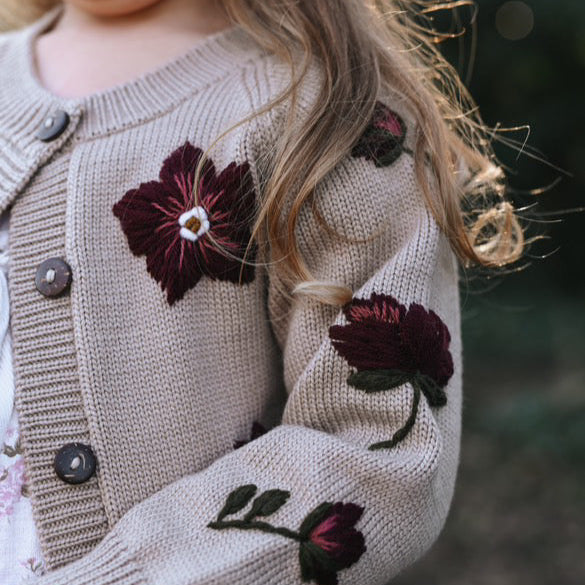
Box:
1 6 461 584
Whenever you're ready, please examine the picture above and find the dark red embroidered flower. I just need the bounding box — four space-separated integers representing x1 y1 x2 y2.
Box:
233 422 268 449
112 141 256 305
351 101 407 167
299 503 366 585
329 292 453 394
329 292 453 449
209 486 366 585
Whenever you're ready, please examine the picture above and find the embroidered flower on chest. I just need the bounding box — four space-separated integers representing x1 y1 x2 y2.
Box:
329 292 454 450
112 141 257 305
351 101 408 167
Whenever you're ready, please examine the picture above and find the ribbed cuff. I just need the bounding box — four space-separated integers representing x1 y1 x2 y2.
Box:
35 531 147 585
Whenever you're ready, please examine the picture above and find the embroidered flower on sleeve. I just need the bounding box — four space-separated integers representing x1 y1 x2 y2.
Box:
112 141 257 305
328 292 453 450
298 502 366 585
351 101 408 167
208 484 366 585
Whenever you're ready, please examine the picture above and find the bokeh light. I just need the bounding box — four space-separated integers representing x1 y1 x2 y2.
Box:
495 1 535 41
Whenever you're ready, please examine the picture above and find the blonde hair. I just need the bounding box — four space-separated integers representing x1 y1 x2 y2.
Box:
4 0 534 307
0 0 55 31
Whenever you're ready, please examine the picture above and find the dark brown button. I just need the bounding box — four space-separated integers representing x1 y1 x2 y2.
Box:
35 257 72 297
36 110 70 142
54 443 97 484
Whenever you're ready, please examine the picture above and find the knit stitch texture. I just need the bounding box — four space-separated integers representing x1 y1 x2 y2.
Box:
0 4 462 584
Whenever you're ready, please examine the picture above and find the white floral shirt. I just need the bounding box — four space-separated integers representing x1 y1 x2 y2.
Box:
0 208 46 583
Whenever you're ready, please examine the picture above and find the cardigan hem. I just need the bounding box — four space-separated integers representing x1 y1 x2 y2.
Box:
34 530 147 585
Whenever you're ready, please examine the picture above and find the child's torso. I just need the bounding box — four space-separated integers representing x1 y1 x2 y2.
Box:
0 5 296 571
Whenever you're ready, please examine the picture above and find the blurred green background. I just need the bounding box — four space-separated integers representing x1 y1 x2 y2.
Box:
396 1 585 584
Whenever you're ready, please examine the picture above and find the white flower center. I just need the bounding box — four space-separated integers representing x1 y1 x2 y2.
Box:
178 206 211 242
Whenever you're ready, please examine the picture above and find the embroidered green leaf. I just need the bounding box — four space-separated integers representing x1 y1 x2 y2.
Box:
376 144 404 167
216 484 257 522
244 489 291 521
347 369 411 392
415 373 447 407
209 493 366 585
299 541 340 584
298 502 334 539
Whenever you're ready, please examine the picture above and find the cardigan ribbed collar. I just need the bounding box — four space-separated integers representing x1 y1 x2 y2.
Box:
0 4 265 143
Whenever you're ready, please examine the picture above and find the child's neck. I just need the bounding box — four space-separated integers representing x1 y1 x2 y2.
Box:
33 0 233 100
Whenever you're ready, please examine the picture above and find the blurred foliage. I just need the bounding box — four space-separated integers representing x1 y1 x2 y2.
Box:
469 0 584 297
394 1 584 584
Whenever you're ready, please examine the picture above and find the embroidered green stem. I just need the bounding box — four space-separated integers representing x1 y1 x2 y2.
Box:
209 488 367 585
369 383 421 450
208 519 303 542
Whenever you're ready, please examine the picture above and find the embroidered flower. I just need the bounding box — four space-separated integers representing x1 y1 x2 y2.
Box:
299 503 366 585
234 422 268 449
351 101 407 167
328 292 453 449
112 141 257 305
209 485 366 585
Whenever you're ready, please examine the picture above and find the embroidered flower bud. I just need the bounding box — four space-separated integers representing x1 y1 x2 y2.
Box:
351 101 407 167
209 488 367 585
299 502 366 585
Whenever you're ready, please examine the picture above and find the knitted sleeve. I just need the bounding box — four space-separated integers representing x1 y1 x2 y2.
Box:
34 99 462 585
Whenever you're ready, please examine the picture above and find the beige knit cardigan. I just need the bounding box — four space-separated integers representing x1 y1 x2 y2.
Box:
0 5 462 585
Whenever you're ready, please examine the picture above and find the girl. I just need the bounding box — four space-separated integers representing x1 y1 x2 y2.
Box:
0 1 526 584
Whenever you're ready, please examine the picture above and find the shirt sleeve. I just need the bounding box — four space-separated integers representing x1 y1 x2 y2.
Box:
33 106 463 585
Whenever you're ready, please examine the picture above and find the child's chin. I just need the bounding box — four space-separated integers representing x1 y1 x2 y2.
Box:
63 0 165 18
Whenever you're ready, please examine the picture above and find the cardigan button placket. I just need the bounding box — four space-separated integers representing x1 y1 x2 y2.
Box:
0 105 82 217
